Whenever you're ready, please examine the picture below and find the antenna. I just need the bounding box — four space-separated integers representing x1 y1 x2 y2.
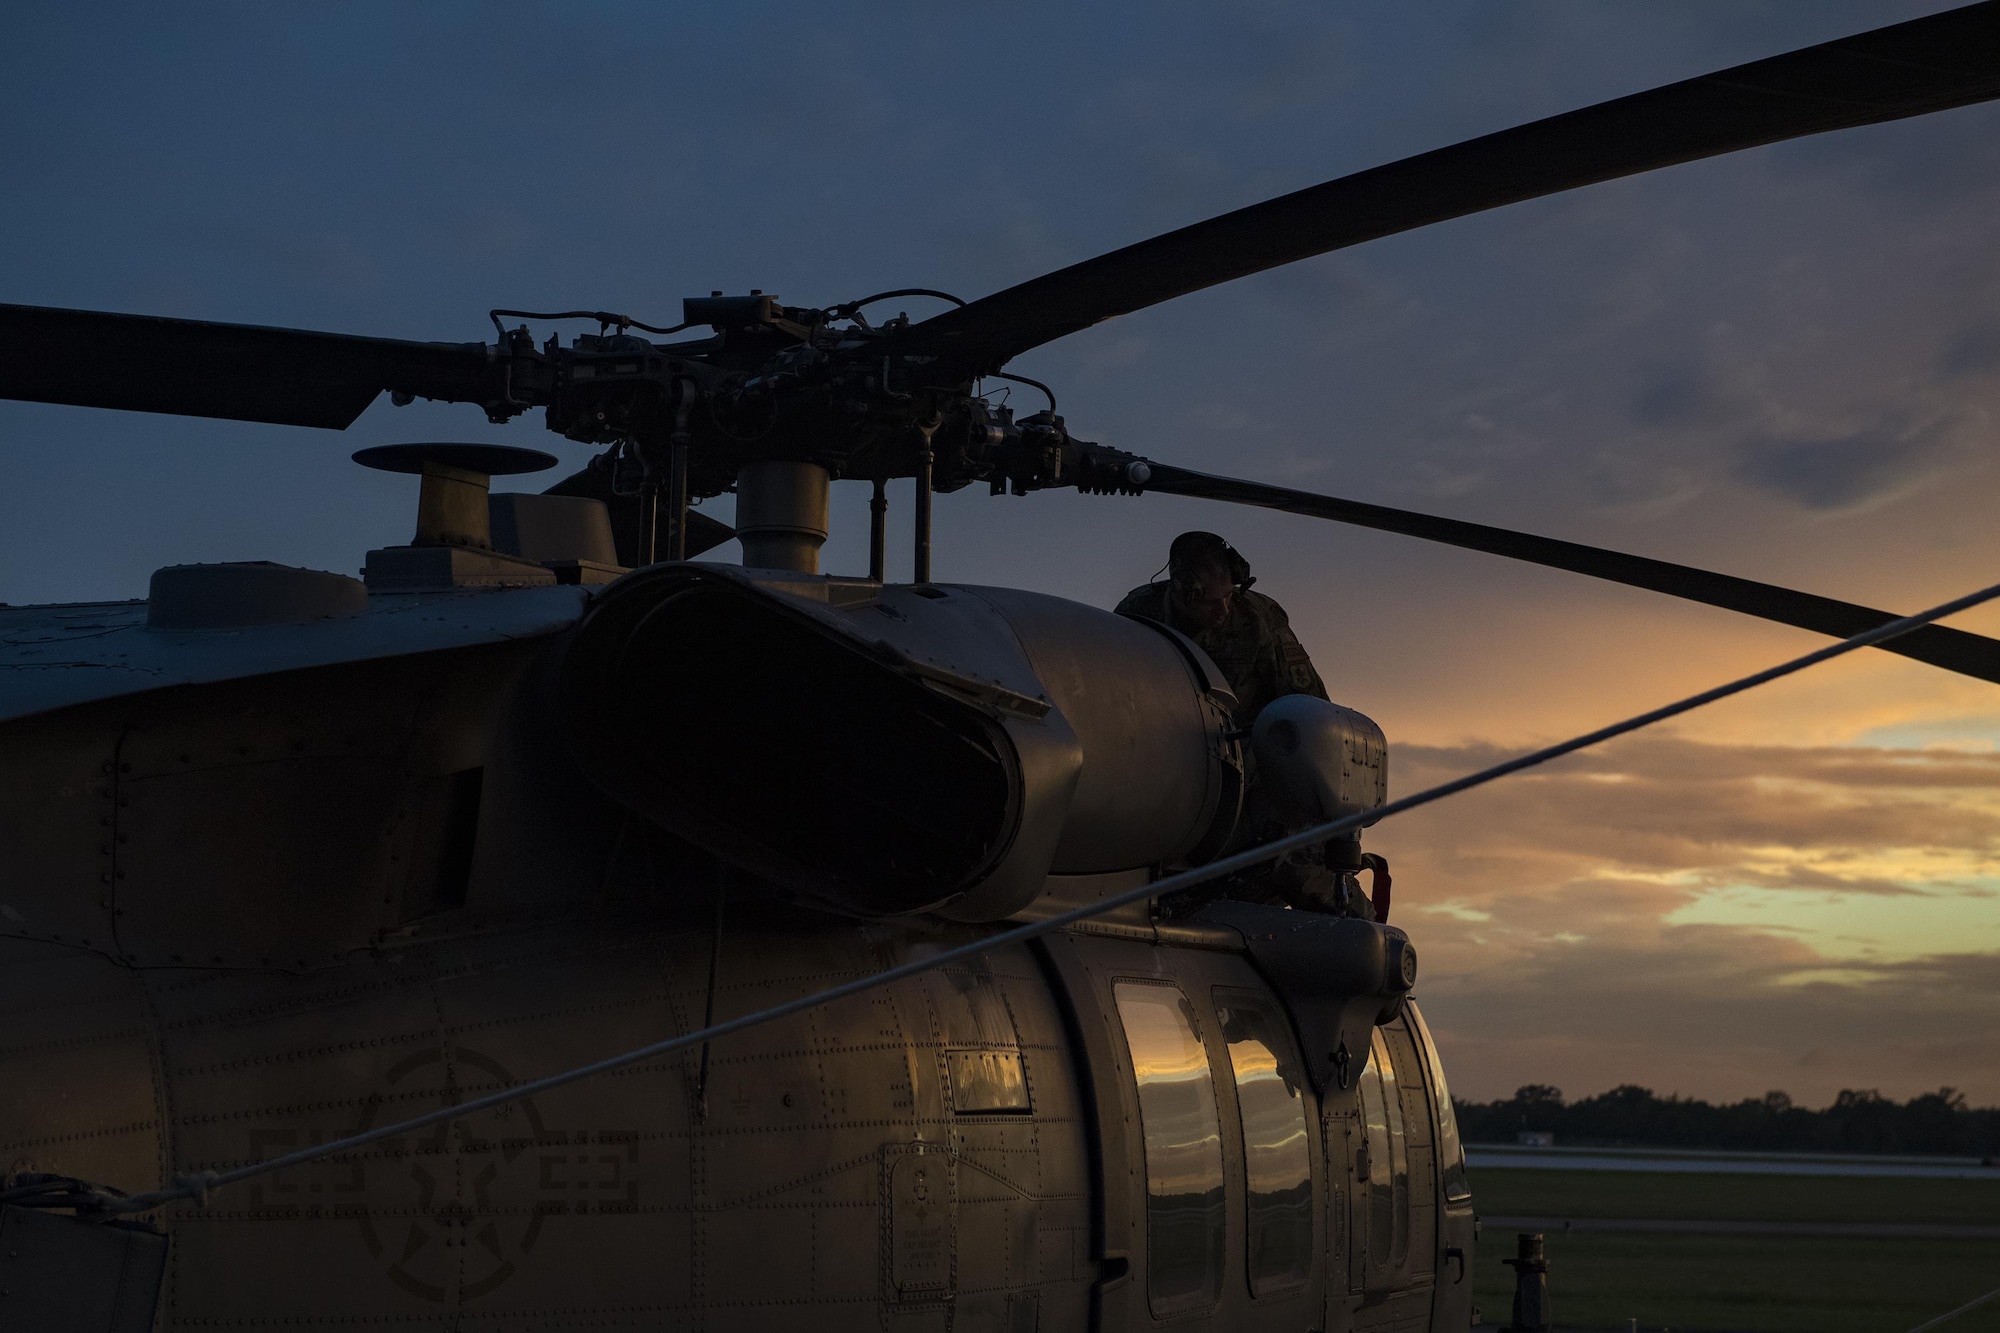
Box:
352 443 560 589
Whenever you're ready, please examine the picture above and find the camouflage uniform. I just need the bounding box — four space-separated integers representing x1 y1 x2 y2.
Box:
1114 581 1328 726
1119 577 1353 920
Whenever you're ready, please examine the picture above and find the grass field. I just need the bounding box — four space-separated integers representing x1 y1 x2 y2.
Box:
1466 1166 2000 1332
1472 1168 2000 1226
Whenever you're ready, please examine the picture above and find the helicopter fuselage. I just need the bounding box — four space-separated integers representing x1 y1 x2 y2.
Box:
0 566 1471 1332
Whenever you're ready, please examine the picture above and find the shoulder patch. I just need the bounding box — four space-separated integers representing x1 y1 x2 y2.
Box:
1282 640 1317 688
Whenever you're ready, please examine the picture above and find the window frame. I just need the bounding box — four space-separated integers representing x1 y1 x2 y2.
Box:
1111 978 1230 1319
1211 986 1315 1300
1407 1000 1472 1206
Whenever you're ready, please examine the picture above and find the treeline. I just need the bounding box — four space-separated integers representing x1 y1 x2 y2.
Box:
1454 1084 2000 1157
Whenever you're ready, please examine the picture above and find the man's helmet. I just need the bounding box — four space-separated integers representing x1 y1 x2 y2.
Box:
1168 530 1254 592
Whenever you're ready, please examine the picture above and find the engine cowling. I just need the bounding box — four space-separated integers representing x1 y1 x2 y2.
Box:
558 566 1246 920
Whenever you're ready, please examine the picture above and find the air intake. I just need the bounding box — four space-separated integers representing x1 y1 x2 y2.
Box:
559 565 1245 920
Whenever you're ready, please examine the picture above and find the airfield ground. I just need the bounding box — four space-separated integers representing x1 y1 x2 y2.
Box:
1466 1165 2000 1332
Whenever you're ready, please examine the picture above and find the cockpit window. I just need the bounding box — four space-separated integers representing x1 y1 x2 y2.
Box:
1215 992 1313 1296
1114 981 1226 1314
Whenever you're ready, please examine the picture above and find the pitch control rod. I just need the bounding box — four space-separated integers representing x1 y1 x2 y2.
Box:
869 478 889 582
65 574 2000 1218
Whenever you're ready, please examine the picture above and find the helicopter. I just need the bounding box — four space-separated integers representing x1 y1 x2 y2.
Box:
3 7 2000 1332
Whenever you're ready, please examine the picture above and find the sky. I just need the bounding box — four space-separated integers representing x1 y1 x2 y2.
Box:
4 2 1998 1106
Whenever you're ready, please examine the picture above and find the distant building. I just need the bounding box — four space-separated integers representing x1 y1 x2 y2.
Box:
1516 1130 1554 1147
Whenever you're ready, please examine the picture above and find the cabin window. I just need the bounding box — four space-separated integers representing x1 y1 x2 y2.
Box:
1214 992 1312 1296
1357 1028 1411 1273
1377 1028 1411 1266
1113 981 1226 1315
1408 1002 1471 1204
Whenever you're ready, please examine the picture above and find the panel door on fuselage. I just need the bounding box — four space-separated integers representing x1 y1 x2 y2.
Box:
1406 1001 1475 1330
1039 932 1323 1333
1344 1003 1467 1331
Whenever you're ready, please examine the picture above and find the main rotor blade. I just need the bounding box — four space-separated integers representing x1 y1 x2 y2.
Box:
894 2 2000 375
0 303 501 429
1145 461 2000 685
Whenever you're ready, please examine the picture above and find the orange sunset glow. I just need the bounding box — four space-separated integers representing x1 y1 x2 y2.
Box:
5 3 1997 1112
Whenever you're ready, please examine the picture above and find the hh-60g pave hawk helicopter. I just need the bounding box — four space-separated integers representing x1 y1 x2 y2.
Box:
5 8 2000 1333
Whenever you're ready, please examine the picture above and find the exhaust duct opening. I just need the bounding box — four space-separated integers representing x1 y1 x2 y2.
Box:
564 575 1022 916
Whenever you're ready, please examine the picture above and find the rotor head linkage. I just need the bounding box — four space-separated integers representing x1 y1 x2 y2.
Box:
913 418 939 583
868 477 888 583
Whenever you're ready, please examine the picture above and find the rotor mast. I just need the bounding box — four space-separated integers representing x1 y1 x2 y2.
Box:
733 460 831 573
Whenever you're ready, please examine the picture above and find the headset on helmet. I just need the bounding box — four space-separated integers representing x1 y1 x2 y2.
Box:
1168 531 1254 592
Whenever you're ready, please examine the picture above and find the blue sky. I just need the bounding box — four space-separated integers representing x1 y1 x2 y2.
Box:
6 1 1999 1101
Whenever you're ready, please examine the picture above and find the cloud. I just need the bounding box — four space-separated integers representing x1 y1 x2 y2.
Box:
1377 730 2000 1103
1940 323 2000 380
1627 364 1725 430
8 0 2000 1111
209 226 383 292
1413 734 2000 789
1421 915 2000 1109
1732 417 1962 511
1229 26 1347 119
